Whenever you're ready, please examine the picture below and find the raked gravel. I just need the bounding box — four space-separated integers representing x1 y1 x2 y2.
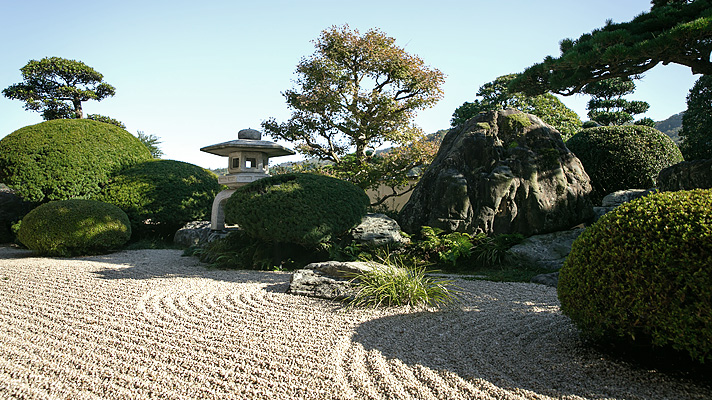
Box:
0 246 708 399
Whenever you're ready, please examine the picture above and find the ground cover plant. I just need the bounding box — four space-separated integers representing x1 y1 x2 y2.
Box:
348 256 459 308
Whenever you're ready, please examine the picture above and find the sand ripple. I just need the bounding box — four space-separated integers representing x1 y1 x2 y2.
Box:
0 247 708 399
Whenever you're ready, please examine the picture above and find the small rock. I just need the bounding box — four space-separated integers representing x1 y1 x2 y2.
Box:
508 228 584 271
350 213 409 248
531 272 559 288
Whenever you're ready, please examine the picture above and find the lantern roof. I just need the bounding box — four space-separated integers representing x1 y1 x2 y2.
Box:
200 129 295 157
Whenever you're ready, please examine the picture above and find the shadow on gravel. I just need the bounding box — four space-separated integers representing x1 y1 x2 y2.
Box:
0 245 34 259
80 249 292 286
351 299 712 400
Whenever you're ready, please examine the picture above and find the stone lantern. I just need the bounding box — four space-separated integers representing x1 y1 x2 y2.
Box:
201 128 295 230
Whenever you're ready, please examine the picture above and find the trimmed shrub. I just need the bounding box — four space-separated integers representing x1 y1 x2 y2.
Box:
558 189 712 363
94 160 221 240
225 173 369 247
0 119 152 203
566 125 683 203
17 199 131 256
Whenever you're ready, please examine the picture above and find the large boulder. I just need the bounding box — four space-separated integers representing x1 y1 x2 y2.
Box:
508 227 585 270
657 159 712 191
400 109 594 236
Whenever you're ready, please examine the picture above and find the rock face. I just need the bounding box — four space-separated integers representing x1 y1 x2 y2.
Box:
400 109 594 236
657 159 712 191
350 213 409 248
288 261 378 300
509 227 585 270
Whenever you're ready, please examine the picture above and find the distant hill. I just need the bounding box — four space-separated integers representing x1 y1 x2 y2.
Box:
655 112 684 144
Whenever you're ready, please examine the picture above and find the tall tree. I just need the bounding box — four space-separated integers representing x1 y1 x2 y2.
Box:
679 75 712 159
262 25 445 205
583 77 651 126
3 57 116 120
510 0 712 96
451 74 582 139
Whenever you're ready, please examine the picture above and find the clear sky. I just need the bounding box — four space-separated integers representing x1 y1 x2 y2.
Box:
0 0 701 170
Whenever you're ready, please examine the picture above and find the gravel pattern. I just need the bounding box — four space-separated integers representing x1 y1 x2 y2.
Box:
0 246 709 399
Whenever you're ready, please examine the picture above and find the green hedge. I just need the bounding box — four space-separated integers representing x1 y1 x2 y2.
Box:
94 160 221 240
566 125 683 203
558 189 712 363
225 173 369 247
17 199 131 256
0 119 152 203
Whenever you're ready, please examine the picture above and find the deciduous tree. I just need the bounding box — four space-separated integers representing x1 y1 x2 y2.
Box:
263 25 445 205
3 57 116 120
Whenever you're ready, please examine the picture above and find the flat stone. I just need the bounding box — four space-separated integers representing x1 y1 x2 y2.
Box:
288 261 382 300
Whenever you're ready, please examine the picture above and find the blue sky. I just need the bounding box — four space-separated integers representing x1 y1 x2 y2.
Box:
0 0 701 169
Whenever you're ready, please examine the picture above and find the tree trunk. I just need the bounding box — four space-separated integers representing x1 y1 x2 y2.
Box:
73 98 83 119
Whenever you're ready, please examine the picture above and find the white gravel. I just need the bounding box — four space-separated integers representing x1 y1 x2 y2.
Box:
0 246 708 399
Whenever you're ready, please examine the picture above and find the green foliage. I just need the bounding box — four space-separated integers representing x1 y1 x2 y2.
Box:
511 1 712 96
87 114 126 129
225 173 369 247
418 226 474 266
349 256 459 308
451 74 582 140
680 75 712 160
566 125 684 202
263 25 445 204
93 160 221 240
136 131 164 159
388 226 524 271
17 199 131 257
558 189 712 363
583 77 651 126
0 119 152 203
191 230 320 270
2 57 116 119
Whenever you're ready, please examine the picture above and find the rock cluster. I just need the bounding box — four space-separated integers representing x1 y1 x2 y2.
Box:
400 109 594 237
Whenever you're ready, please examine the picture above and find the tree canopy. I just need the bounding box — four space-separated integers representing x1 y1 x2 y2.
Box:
583 77 652 126
262 25 445 205
3 57 116 120
679 75 712 159
451 74 582 139
510 0 712 96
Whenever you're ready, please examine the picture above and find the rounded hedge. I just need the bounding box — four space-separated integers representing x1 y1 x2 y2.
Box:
558 189 712 363
566 125 683 202
225 173 369 247
0 119 152 203
93 159 221 239
17 199 131 256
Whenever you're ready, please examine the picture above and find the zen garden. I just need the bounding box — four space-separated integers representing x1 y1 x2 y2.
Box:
0 2 710 399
